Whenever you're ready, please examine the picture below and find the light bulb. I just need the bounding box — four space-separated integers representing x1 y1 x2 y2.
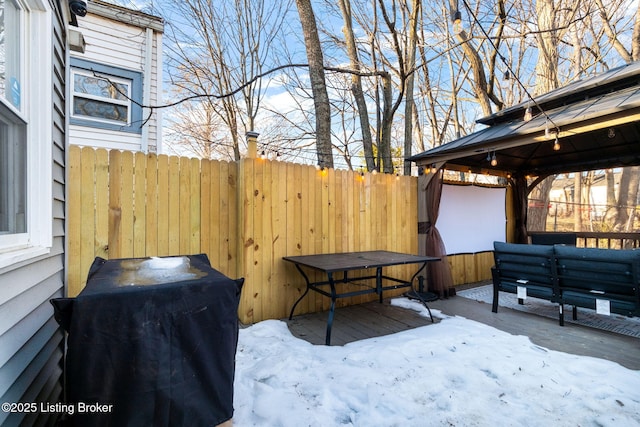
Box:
453 21 463 35
545 121 550 139
452 11 463 35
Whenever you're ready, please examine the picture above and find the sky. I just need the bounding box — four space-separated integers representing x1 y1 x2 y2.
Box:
233 298 640 427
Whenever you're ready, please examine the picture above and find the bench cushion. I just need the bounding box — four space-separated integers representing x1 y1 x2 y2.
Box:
493 242 557 299
554 245 640 297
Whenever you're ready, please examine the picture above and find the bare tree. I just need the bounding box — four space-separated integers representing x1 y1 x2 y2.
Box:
162 0 291 160
165 97 235 160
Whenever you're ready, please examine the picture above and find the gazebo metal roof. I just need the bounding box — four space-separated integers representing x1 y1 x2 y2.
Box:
408 62 640 177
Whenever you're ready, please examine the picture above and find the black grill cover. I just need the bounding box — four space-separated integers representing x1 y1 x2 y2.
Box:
51 254 243 427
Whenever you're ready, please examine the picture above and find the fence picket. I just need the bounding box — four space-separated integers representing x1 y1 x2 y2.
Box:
157 154 169 256
80 148 96 293
95 149 109 260
133 152 147 258
67 146 82 297
168 156 180 254
120 151 135 258
145 153 158 256
200 159 211 259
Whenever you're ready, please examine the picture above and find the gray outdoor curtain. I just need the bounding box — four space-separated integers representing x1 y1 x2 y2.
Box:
423 170 454 297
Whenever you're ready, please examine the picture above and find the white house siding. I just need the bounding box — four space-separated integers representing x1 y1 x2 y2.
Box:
0 1 66 426
71 127 147 152
70 0 163 153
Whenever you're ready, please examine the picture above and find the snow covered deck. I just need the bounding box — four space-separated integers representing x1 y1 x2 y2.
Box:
281 290 640 370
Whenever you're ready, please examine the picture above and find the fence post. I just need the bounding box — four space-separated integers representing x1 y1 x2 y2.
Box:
246 131 259 159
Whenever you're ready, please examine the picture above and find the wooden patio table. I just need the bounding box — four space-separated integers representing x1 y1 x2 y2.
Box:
284 250 440 345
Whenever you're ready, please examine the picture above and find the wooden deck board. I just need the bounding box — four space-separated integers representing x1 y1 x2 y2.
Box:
285 300 433 346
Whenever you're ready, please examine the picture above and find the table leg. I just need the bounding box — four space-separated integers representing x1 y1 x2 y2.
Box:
376 267 383 303
405 261 435 322
325 272 337 345
289 265 311 320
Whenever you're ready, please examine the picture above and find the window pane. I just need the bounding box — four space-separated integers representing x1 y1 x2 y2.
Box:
73 73 129 101
0 0 22 109
73 97 129 123
0 116 26 235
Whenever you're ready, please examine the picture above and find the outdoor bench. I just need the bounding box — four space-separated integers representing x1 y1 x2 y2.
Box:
491 241 560 321
491 241 640 326
553 245 640 325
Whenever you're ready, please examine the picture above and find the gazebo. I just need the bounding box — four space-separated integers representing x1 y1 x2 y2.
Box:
408 61 640 296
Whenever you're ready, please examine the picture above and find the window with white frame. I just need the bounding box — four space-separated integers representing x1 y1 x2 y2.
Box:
0 0 27 243
70 58 143 134
0 0 52 264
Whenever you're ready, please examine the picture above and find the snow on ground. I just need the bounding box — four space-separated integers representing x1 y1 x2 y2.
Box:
233 299 640 427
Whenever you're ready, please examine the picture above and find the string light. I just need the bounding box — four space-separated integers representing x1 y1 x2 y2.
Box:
490 152 498 167
553 134 560 151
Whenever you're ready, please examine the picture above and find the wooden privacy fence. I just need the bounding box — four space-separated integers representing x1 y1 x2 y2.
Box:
68 146 419 323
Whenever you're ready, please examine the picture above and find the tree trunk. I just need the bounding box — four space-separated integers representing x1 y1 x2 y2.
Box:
379 73 394 174
574 173 583 232
603 170 620 227
526 0 561 232
616 167 640 231
376 0 406 174
295 0 334 168
528 177 555 231
626 167 640 232
338 0 375 172
403 0 420 175
534 0 559 93
633 3 640 60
